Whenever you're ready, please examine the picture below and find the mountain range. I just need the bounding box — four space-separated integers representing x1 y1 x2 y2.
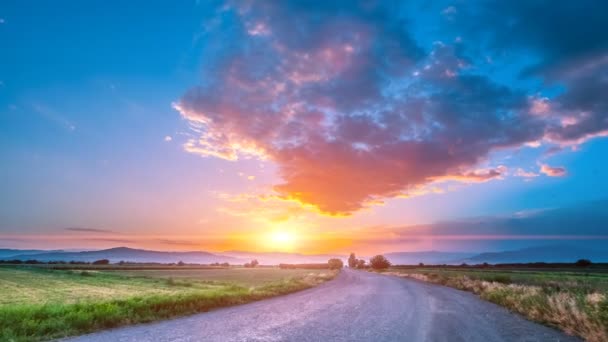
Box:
1 244 607 265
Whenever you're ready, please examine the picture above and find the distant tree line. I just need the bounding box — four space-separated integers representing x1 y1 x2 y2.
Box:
0 259 232 267
279 263 331 269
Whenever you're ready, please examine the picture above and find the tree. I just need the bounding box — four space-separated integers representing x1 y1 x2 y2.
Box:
328 258 344 269
575 259 592 267
245 259 259 268
177 260 185 266
92 259 110 265
348 253 357 268
356 259 366 269
369 255 391 270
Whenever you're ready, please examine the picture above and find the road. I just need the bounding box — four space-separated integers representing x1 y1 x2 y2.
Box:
67 269 579 342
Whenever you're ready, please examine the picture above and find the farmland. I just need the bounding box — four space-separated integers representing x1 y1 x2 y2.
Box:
380 266 608 342
0 265 337 341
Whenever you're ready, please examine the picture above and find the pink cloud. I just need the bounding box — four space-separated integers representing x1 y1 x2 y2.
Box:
174 1 606 215
540 164 567 177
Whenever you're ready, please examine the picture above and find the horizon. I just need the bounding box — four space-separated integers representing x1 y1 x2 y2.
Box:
2 1 608 255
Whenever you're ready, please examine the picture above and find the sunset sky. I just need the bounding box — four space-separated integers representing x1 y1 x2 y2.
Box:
1 1 607 254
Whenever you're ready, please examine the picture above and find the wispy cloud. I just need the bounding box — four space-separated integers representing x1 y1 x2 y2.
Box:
89 238 136 244
157 239 201 247
65 227 116 234
540 164 567 177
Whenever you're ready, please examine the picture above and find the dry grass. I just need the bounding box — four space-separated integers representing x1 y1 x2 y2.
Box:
384 270 608 342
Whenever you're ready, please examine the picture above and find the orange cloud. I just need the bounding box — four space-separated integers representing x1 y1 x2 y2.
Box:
540 164 567 177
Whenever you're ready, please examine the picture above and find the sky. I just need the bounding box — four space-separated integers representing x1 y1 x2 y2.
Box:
1 0 607 254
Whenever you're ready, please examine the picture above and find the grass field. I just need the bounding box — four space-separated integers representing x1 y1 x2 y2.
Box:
381 267 608 342
0 266 337 341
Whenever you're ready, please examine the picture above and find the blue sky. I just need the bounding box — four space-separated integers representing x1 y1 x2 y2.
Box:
1 1 607 253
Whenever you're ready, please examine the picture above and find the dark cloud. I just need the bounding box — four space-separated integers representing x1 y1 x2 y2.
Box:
89 238 136 244
176 1 608 215
65 227 115 234
393 200 608 238
458 1 608 145
157 239 201 247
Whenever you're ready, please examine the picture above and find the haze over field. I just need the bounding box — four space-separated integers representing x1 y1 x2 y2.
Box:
1 0 607 259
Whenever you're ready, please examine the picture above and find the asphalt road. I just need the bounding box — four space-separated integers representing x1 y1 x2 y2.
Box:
67 269 579 342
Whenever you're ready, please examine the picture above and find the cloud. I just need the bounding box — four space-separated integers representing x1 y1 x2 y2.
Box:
514 168 539 179
164 135 173 142
157 239 201 247
89 238 137 244
540 164 567 177
65 227 116 234
457 1 608 147
175 1 608 215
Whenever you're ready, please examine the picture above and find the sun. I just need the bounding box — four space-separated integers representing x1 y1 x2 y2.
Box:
270 231 295 244
264 229 299 251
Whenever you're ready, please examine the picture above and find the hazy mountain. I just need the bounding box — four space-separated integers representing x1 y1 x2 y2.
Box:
461 245 608 264
220 251 346 265
384 251 475 265
3 247 244 264
0 249 63 259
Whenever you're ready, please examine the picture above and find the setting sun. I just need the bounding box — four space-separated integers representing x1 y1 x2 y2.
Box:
271 231 295 244
265 230 298 251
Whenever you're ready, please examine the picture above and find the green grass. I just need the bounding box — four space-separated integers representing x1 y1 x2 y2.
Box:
382 267 608 342
0 266 337 341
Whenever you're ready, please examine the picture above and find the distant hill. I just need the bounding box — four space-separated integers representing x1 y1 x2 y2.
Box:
220 251 345 265
0 249 63 259
460 245 608 264
384 251 475 265
2 247 244 264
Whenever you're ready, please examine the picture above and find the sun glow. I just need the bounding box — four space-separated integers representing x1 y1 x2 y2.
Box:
267 230 297 251
271 230 295 244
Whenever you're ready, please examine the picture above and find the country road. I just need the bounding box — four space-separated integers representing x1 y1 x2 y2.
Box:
66 269 579 342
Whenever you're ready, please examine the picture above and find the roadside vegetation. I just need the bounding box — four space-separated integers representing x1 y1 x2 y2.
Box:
0 265 338 341
381 262 608 342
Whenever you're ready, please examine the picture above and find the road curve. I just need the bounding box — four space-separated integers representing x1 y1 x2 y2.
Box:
66 269 579 342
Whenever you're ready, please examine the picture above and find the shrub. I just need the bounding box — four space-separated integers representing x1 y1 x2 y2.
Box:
328 258 344 269
245 259 259 268
92 259 110 265
575 259 592 267
369 255 391 270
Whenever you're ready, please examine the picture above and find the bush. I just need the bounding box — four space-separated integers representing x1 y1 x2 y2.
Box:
575 259 592 267
244 259 259 268
328 258 344 269
369 255 391 270
92 259 110 265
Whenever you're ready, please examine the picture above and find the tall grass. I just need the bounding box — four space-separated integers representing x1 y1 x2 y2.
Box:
0 271 336 341
384 271 608 342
